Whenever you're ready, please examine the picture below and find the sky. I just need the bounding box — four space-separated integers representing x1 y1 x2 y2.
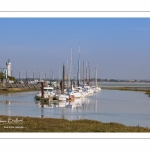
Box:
0 18 150 80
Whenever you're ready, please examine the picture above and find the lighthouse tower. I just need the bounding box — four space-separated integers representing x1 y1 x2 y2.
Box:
6 59 11 76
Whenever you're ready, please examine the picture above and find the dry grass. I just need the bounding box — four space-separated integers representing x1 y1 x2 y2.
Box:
0 88 39 94
0 115 150 132
145 91 150 97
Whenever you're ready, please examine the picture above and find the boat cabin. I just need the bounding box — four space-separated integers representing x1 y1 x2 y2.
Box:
44 87 54 92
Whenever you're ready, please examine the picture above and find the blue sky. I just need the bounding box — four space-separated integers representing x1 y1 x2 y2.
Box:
0 18 150 80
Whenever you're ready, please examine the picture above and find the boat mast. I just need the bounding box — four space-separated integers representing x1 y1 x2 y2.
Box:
77 46 80 87
62 63 65 94
73 65 76 87
45 66 46 80
95 67 97 87
86 61 87 85
69 47 72 88
80 61 82 86
88 62 90 85
51 69 53 81
83 61 84 86
67 59 68 89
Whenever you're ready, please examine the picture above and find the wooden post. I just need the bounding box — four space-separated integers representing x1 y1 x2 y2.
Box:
41 81 44 114
41 82 44 98
60 81 62 93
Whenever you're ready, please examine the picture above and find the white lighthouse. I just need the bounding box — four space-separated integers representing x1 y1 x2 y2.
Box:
6 59 11 76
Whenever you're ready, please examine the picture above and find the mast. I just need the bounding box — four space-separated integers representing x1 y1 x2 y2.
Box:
62 64 65 94
86 61 87 85
80 60 82 85
45 67 46 80
96 67 98 87
56 66 59 89
37 61 40 80
74 65 76 87
83 61 84 85
67 59 68 89
69 47 72 88
51 69 53 80
88 62 90 85
77 46 80 87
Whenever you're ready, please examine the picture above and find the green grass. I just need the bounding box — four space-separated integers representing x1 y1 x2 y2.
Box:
0 115 150 132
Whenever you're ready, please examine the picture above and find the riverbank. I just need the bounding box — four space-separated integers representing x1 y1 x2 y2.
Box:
101 87 150 97
0 88 40 94
0 115 150 132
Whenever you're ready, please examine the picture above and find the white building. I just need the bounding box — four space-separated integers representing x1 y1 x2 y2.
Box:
6 59 11 76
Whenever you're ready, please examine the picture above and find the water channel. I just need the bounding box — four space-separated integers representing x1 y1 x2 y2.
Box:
0 83 150 128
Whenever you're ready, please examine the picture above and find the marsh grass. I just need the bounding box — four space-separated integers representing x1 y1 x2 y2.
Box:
101 87 150 97
0 88 39 94
0 115 150 132
145 90 150 97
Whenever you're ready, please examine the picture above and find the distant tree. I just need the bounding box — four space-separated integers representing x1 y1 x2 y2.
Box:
8 76 16 81
0 72 4 79
0 72 16 81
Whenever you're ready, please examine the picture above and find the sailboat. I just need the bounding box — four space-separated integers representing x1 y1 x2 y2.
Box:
83 62 94 95
55 64 69 101
68 46 84 98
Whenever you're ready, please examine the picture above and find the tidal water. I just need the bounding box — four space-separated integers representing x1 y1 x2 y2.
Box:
0 88 150 128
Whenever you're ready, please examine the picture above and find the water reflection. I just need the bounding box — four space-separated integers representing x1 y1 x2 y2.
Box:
34 97 93 111
41 107 44 119
34 95 99 120
0 101 11 105
34 96 91 120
